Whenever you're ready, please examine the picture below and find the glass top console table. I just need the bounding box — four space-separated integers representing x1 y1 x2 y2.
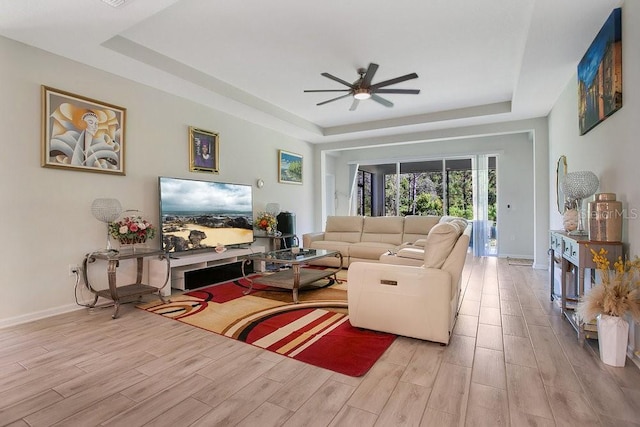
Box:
242 248 343 303
82 248 170 318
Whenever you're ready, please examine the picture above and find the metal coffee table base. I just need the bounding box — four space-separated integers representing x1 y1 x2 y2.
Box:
241 251 342 303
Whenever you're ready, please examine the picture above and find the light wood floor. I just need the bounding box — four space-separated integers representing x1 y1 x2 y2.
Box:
1 256 639 426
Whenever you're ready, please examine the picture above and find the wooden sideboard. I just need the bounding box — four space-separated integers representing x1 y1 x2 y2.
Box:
549 230 623 344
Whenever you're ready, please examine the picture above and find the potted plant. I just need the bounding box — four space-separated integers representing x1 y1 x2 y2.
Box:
577 248 640 366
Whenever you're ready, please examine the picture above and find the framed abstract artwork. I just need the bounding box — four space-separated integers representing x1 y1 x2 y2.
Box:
577 8 622 135
189 127 219 173
42 86 126 174
278 150 302 184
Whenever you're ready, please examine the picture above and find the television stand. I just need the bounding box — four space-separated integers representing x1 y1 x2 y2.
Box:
149 246 265 297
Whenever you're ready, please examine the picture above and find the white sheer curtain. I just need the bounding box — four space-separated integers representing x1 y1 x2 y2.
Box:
347 163 359 215
473 155 489 257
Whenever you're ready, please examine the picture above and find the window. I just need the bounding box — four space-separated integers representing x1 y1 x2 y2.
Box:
357 170 372 216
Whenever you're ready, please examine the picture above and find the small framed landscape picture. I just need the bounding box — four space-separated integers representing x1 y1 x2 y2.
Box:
41 86 126 175
189 127 219 173
278 149 303 184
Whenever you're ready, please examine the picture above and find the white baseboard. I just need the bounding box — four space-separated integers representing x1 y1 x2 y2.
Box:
498 253 533 260
532 262 548 270
629 346 640 370
0 303 85 329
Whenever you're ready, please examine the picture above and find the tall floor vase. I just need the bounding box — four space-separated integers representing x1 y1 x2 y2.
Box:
597 314 629 367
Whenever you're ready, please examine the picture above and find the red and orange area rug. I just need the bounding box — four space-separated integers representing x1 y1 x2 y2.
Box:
138 270 395 377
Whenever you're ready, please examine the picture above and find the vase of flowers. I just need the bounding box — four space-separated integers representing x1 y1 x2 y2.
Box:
577 248 640 366
108 210 156 251
255 211 277 235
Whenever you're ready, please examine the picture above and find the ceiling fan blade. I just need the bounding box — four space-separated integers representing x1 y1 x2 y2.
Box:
361 63 379 88
321 72 355 88
317 93 353 106
370 73 419 90
371 94 394 108
374 89 420 95
349 99 360 111
304 89 351 93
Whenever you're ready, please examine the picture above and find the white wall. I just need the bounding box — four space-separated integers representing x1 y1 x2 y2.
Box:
548 3 640 364
0 36 314 325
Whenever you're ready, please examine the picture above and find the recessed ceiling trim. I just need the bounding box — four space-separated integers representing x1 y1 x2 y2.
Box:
101 35 323 136
324 101 512 136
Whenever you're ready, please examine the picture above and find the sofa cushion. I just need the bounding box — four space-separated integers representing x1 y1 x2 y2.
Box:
378 252 424 266
349 242 397 260
323 216 363 243
423 222 464 268
402 215 440 243
308 240 353 257
360 216 404 245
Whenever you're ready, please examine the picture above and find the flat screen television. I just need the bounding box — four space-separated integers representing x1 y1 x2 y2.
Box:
158 176 254 253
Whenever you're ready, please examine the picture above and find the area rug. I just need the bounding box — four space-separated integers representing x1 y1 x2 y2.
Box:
138 269 396 377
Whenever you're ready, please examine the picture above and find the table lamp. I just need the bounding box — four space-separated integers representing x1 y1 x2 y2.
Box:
561 171 599 235
91 198 122 253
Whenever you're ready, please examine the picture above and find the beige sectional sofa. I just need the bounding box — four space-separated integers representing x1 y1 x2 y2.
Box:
304 215 471 344
302 215 442 267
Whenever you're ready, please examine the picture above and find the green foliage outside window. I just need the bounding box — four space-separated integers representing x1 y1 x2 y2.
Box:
374 160 497 222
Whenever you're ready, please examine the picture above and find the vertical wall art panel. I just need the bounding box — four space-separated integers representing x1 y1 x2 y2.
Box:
578 8 622 135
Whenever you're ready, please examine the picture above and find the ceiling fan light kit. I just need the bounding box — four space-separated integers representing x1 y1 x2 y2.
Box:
304 62 419 110
353 89 371 100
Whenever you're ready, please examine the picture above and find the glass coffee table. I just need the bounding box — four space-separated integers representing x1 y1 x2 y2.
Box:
241 248 343 303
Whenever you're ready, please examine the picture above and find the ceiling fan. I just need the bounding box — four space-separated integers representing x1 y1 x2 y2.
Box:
304 63 420 111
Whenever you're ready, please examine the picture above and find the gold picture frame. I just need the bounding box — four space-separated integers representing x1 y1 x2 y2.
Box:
41 86 126 175
278 149 303 184
189 127 219 173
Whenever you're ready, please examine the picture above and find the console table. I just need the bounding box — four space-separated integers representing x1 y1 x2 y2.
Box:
255 233 297 252
83 248 170 319
549 230 622 343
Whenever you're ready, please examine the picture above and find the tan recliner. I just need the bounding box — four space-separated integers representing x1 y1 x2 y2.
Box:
347 223 471 345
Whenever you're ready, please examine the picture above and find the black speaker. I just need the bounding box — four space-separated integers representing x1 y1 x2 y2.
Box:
277 211 296 247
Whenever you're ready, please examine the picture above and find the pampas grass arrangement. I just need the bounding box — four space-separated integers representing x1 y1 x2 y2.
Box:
577 248 640 322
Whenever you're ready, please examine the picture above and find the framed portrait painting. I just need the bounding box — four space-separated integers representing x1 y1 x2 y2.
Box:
41 86 126 175
278 150 302 184
189 127 219 173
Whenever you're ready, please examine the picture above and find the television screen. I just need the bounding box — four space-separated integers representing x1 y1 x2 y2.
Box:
159 176 254 253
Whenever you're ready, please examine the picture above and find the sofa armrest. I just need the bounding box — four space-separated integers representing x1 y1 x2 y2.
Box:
396 247 424 260
303 232 325 247
395 238 427 251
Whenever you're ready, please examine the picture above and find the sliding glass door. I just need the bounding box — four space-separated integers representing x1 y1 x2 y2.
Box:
356 155 497 256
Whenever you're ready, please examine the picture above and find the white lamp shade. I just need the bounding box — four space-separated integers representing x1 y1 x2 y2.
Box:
91 198 122 223
265 203 280 215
